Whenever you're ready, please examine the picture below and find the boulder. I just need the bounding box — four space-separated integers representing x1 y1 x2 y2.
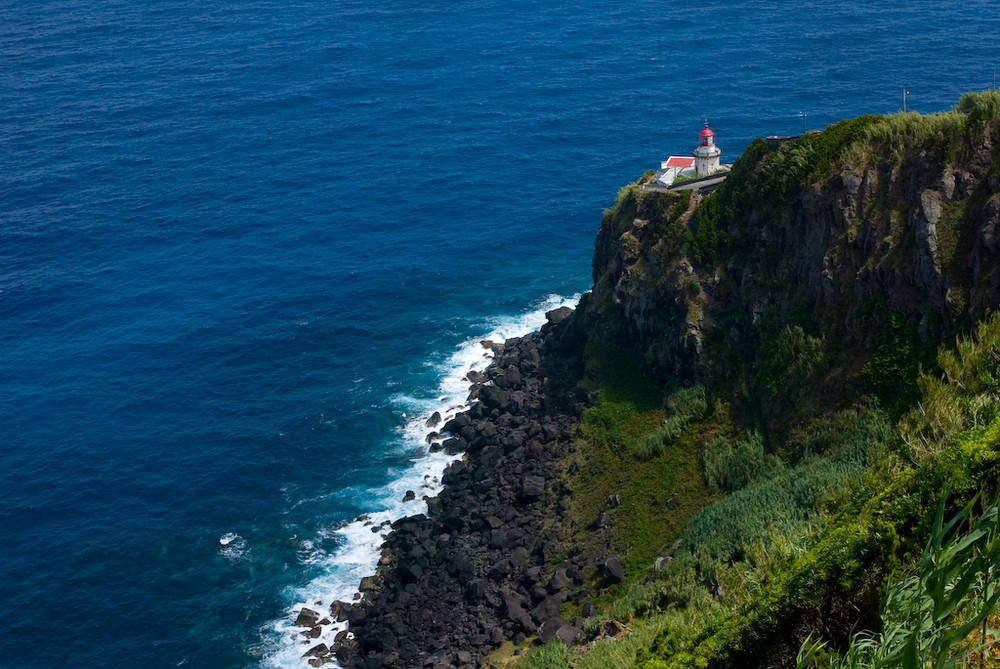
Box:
547 569 570 592
403 490 416 502
346 603 368 625
510 546 529 568
545 307 573 325
537 617 569 644
296 607 320 627
603 556 625 585
443 413 471 435
515 612 538 634
302 643 329 658
487 558 512 580
531 595 563 624
521 475 545 499
503 591 527 619
555 624 583 646
330 601 351 621
464 578 486 602
478 385 510 412
442 438 464 455
398 562 424 584
426 411 442 428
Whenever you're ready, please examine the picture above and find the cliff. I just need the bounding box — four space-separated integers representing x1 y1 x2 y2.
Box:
330 92 1000 669
588 97 1000 383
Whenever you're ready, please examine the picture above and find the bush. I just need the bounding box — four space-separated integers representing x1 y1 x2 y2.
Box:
702 430 783 493
798 495 1000 669
900 312 1000 460
860 314 936 419
671 408 888 596
759 325 830 398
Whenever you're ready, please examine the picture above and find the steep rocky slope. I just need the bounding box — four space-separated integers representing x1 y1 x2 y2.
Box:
330 92 1000 669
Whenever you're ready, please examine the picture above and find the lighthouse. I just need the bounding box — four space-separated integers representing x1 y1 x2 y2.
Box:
693 123 721 176
653 123 730 188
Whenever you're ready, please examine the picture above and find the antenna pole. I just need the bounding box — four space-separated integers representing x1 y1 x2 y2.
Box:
902 88 907 114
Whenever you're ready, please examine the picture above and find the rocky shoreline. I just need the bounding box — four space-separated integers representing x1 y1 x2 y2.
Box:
294 306 621 668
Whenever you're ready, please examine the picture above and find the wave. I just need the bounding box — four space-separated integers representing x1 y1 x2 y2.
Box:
258 293 580 668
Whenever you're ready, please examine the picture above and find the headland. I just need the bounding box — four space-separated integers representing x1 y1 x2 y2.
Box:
299 90 1000 669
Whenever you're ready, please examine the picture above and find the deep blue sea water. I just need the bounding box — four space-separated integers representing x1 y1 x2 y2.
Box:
4 1 1000 666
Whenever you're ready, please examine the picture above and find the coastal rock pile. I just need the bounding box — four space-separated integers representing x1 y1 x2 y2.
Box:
329 308 590 669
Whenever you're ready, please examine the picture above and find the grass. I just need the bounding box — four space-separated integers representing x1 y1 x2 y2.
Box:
634 386 707 461
569 342 718 580
798 495 1000 669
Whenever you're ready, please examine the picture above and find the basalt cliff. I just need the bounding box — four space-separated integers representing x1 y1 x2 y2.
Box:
323 92 1000 669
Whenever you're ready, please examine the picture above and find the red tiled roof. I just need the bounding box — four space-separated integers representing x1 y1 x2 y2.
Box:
665 156 695 167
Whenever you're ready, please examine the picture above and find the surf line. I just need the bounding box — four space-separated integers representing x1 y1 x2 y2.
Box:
260 294 581 668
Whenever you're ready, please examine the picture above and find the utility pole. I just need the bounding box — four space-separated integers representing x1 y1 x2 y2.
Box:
799 111 807 135
902 88 908 113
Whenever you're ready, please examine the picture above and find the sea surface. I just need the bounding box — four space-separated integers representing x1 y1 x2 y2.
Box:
3 1 1000 666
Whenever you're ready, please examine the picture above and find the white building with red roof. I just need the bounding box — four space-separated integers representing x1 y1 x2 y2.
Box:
655 123 729 187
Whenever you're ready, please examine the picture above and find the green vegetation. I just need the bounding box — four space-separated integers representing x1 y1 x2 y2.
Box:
691 114 882 266
562 317 1000 669
570 342 718 581
515 640 570 669
671 168 729 186
701 429 781 493
690 90 1000 274
634 386 707 461
861 314 938 420
798 495 1000 669
510 93 1000 669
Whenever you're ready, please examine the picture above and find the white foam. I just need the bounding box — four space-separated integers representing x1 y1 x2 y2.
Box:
258 294 579 668
219 532 249 562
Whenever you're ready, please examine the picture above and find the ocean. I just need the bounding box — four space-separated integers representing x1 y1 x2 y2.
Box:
3 1 1000 666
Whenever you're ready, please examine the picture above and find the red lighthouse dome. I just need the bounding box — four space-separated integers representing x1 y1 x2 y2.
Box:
698 124 715 146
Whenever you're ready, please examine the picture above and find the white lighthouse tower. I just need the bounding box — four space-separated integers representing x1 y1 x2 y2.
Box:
693 123 721 176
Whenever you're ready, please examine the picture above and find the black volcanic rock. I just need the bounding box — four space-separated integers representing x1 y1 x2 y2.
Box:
339 311 589 669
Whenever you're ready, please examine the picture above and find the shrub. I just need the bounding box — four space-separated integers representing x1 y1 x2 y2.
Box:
702 430 783 493
900 312 1000 460
798 495 1000 669
860 314 936 419
759 325 829 398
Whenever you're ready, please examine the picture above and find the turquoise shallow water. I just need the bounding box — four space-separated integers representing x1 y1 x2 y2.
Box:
3 1 1000 666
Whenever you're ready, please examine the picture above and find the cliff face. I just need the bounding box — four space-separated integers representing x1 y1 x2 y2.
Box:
339 94 1000 669
587 97 1000 391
